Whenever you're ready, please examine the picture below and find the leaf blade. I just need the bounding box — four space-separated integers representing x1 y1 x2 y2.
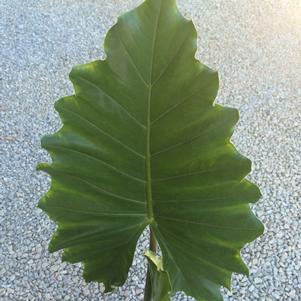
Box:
39 0 264 299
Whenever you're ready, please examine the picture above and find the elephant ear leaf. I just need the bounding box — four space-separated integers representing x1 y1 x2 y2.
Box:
38 0 264 300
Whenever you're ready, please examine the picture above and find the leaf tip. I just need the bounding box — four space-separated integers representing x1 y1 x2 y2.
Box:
37 197 46 210
256 185 263 200
240 260 250 277
40 134 52 149
257 220 265 236
48 231 61 253
224 278 232 291
36 162 49 172
69 65 78 81
48 242 56 253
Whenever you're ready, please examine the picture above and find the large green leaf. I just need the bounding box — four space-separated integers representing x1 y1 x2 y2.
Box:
38 0 264 300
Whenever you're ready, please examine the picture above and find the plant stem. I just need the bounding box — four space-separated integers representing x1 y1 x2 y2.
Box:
143 228 157 301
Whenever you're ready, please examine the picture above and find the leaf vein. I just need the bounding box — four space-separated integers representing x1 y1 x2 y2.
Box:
157 216 259 232
58 106 145 159
46 206 145 218
75 75 146 129
117 30 149 86
46 144 145 184
152 167 227 182
150 73 216 125
49 170 145 205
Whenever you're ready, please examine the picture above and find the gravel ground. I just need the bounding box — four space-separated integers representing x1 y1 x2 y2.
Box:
0 0 300 300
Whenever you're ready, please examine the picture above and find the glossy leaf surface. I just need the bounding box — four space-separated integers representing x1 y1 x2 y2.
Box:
39 0 264 300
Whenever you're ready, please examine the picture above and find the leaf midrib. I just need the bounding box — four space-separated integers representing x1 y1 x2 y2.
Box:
146 2 162 223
